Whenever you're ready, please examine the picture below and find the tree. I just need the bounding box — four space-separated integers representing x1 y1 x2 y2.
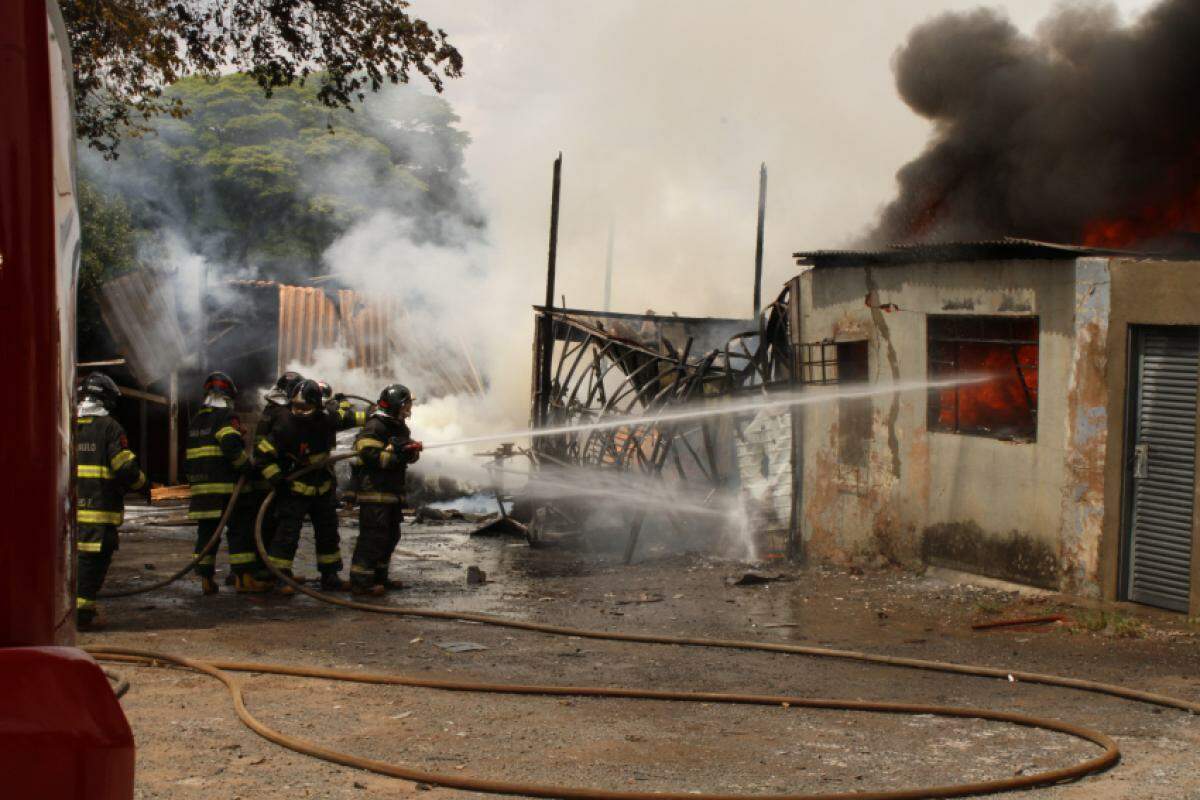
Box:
60 0 463 158
88 73 481 283
76 177 151 358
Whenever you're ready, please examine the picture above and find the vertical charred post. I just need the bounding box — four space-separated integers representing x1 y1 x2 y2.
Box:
753 163 767 317
537 154 563 429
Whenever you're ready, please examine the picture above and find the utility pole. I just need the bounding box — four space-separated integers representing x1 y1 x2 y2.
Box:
537 153 563 427
753 162 767 319
603 215 614 312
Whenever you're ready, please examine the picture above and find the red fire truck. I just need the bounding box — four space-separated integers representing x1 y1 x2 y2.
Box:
0 1 136 796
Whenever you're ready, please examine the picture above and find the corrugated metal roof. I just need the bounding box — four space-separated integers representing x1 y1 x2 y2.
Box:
793 238 1137 268
276 285 482 397
99 270 188 386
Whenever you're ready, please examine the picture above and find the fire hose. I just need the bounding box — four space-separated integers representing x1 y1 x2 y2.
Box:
99 475 248 598
86 453 1200 798
88 646 1119 800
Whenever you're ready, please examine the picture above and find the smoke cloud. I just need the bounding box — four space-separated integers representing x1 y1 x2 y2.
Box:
871 0 1200 246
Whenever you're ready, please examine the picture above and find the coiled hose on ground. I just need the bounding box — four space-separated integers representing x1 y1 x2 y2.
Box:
86 454 1200 799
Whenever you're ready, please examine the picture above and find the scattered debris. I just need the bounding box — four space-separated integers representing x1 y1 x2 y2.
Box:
615 593 664 605
471 515 527 538
971 614 1066 631
415 506 466 524
436 641 489 653
466 566 487 586
728 571 789 587
150 484 191 504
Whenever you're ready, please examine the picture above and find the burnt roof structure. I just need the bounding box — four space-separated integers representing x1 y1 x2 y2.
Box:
793 238 1155 269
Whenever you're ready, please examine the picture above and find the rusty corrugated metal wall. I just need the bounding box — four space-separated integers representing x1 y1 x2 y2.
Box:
276 286 341 373
274 284 482 396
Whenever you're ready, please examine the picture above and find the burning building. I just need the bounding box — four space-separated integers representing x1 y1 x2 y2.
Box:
789 238 1200 614
95 269 479 485
524 235 1200 616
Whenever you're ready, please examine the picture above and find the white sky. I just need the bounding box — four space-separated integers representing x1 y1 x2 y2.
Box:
424 0 1157 321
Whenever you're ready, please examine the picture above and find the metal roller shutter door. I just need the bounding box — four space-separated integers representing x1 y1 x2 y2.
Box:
1127 328 1199 612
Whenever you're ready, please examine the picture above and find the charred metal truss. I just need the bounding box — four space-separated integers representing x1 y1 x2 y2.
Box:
531 287 806 480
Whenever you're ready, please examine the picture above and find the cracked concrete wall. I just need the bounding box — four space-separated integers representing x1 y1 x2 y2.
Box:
1059 258 1111 598
796 258 1103 592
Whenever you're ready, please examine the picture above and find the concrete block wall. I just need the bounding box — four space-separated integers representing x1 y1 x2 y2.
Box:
795 257 1110 592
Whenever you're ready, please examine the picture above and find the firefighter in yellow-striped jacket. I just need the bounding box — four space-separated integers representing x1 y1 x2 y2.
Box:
75 372 146 629
256 379 366 592
185 372 273 595
350 384 422 595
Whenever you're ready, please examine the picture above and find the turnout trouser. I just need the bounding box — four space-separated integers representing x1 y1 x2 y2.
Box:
77 524 119 613
192 497 259 577
245 488 278 578
267 489 344 575
351 502 402 589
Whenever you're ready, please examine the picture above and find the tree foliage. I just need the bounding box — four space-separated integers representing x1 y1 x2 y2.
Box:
76 177 151 357
60 0 463 158
87 73 481 284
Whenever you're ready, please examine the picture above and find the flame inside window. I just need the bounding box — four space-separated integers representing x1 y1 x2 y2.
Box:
928 316 1038 441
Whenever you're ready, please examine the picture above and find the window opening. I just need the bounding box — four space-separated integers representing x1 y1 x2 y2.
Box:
836 340 871 466
927 316 1038 441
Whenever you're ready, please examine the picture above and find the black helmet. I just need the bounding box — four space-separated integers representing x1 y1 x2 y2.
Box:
317 380 332 400
203 370 238 399
290 378 324 416
81 372 121 411
377 384 413 418
275 371 304 395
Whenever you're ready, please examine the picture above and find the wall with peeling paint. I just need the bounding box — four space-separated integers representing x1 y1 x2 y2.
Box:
794 257 1113 594
736 408 793 559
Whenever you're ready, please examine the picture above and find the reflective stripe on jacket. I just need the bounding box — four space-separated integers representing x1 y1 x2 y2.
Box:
185 406 249 520
354 415 414 504
76 414 145 527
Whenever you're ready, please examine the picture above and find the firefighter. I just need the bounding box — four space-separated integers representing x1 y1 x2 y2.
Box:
247 371 304 578
256 379 358 592
184 372 272 594
319 381 368 429
255 371 305 448
350 384 422 595
316 380 365 505
318 379 335 411
75 372 147 629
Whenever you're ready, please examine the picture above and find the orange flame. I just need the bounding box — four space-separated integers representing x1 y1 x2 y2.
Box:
1083 186 1200 248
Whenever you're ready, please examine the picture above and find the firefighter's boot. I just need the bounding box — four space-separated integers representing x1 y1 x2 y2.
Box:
375 569 404 591
235 573 274 594
319 572 351 592
199 575 220 595
275 569 298 596
76 605 105 631
352 583 386 597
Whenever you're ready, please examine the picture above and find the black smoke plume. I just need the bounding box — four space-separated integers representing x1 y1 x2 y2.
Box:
869 0 1200 248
